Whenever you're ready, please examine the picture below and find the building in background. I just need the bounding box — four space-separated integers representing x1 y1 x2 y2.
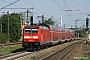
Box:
19 11 32 25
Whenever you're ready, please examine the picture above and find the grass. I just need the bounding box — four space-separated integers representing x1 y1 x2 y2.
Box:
30 56 36 60
0 44 23 55
74 57 88 60
74 43 90 60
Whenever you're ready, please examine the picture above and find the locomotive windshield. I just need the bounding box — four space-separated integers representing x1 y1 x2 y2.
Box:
25 28 38 33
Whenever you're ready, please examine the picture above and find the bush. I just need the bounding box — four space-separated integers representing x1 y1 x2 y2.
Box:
0 33 8 43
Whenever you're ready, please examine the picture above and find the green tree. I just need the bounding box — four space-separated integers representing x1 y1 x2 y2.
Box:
1 13 22 42
43 18 55 25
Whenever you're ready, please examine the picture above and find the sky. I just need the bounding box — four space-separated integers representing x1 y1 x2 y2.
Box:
0 0 90 28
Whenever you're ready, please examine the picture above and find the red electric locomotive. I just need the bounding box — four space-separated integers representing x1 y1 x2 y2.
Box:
22 23 75 50
22 24 51 50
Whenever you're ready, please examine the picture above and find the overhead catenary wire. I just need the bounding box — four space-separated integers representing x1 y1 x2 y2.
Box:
24 0 52 17
53 0 74 20
0 0 22 21
53 0 64 10
64 0 90 16
23 0 53 22
1 0 35 19
21 0 40 17
63 0 76 20
1 0 30 10
1 0 35 21
2 8 34 9
1 0 39 24
63 0 76 26
23 0 34 7
0 0 20 10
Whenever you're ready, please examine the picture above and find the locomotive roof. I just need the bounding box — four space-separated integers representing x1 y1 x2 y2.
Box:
37 23 49 27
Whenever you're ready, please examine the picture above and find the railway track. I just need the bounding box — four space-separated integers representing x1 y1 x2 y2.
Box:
42 40 85 60
0 42 22 47
0 51 32 60
0 39 85 60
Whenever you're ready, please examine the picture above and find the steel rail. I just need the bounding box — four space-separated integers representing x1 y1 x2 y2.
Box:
43 40 85 60
0 42 22 47
0 51 32 60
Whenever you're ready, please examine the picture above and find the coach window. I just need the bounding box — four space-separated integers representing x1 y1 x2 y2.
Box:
42 26 49 30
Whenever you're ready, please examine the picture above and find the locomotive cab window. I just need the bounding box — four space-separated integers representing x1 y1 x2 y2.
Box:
25 28 38 33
